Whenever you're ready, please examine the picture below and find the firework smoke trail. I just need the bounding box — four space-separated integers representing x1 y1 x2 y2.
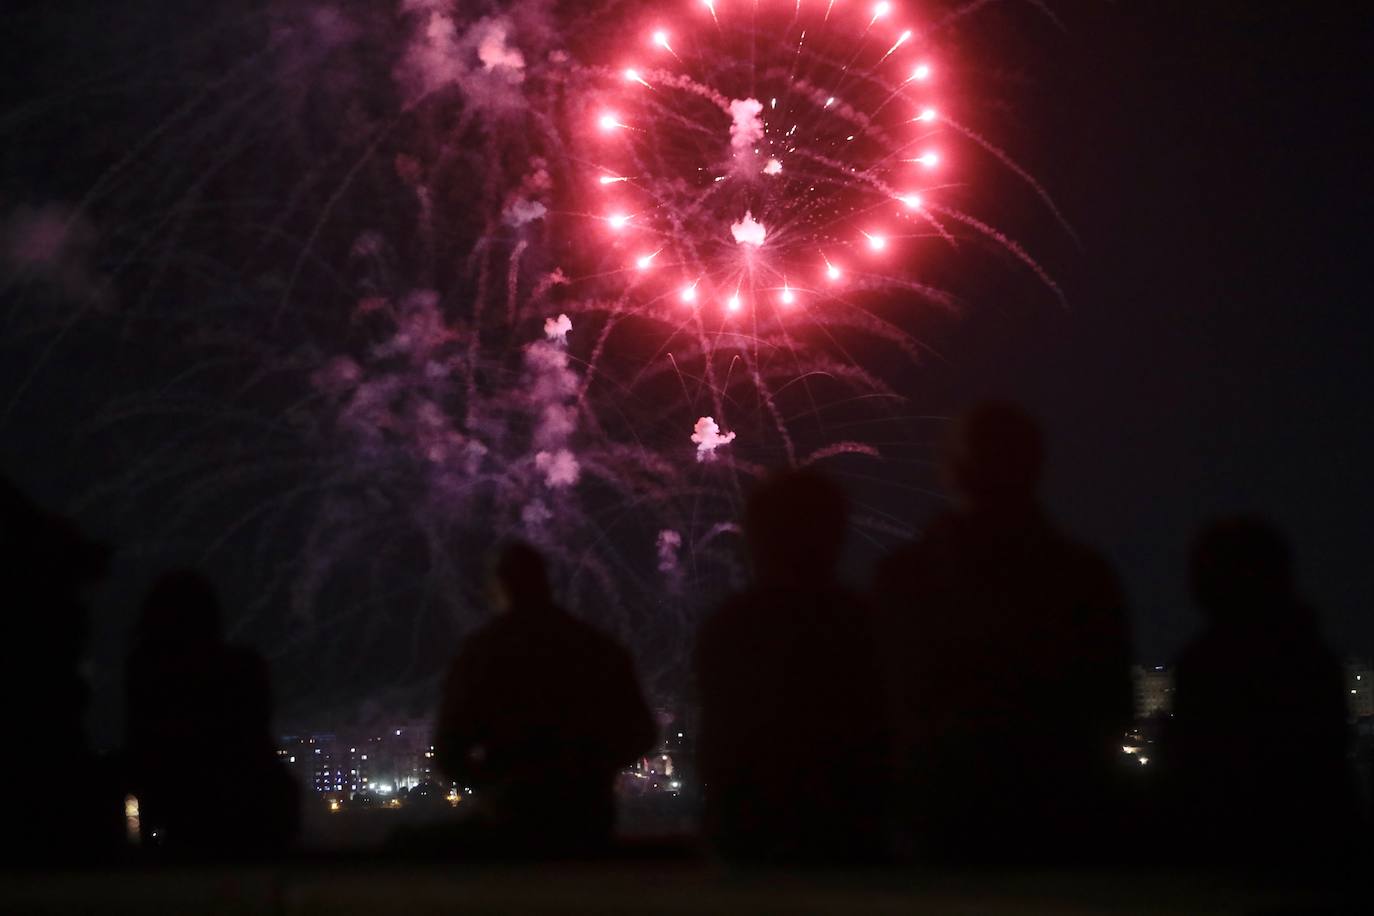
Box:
2 0 1067 712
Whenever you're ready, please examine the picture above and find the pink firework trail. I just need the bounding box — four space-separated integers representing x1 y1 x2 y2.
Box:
583 0 948 318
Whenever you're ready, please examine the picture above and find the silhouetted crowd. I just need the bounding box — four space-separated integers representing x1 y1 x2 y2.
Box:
2 402 1365 869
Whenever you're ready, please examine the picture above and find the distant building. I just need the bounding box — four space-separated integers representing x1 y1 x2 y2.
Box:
278 719 437 800
1132 665 1174 719
1347 658 1373 720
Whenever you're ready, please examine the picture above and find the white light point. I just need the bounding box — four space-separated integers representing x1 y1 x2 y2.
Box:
606 213 630 230
780 287 795 305
882 29 913 62
824 260 842 281
915 107 937 123
726 293 741 312
624 68 651 88
865 232 887 251
598 112 621 131
870 2 891 26
763 158 783 175
652 30 669 49
912 63 931 82
598 175 628 185
824 96 836 108
898 193 922 209
680 283 698 303
914 151 940 168
635 250 660 270
703 0 718 24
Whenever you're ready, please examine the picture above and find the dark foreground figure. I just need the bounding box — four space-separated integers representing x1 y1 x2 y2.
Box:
433 542 655 856
125 570 298 858
695 469 890 864
1164 518 1354 862
0 476 121 864
875 403 1132 861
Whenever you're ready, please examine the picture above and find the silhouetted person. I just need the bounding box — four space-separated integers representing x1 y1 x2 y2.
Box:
433 542 655 855
1 475 121 864
874 403 1132 861
694 469 890 864
1164 518 1353 862
125 570 298 857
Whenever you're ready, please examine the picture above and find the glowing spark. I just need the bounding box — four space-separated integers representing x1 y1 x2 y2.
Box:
898 193 923 209
680 282 698 303
635 250 661 270
598 175 628 185
726 293 741 311
780 286 795 305
824 96 836 108
624 68 651 88
915 107 937 122
598 112 622 131
870 2 892 27
912 63 932 81
653 30 669 48
909 151 940 168
882 29 913 62
606 213 630 230
702 0 718 25
763 158 783 175
864 231 887 251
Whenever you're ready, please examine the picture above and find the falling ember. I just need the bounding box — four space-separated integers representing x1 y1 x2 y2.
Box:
898 193 922 209
763 158 783 175
915 107 937 122
726 293 742 311
864 231 887 251
780 286 795 305
680 283 698 303
825 262 842 281
635 250 660 270
870 2 892 26
606 213 630 230
625 68 651 88
652 30 670 48
912 151 940 168
599 175 628 184
882 29 913 62
912 62 932 81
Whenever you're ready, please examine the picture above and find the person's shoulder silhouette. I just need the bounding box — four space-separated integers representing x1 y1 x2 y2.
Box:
125 569 297 858
1166 517 1353 862
1 474 120 863
873 402 1132 862
695 468 889 864
433 542 654 855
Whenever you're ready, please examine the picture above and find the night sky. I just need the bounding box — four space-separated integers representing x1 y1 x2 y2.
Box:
3 1 1372 740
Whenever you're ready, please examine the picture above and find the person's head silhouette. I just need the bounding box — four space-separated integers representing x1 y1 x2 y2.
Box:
492 541 554 612
138 569 222 649
943 402 1044 512
745 468 848 587
1190 516 1295 626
